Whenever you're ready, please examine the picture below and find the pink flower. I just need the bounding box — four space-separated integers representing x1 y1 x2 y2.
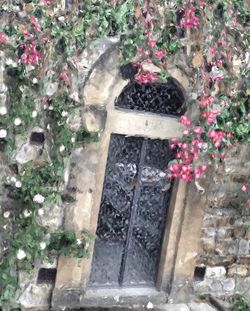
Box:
135 70 158 84
180 116 192 126
247 113 250 120
247 199 250 208
241 184 248 193
34 24 41 32
154 50 164 60
193 126 204 135
20 42 41 65
30 16 38 24
59 71 70 84
0 33 8 44
180 6 199 29
198 94 215 107
148 39 157 48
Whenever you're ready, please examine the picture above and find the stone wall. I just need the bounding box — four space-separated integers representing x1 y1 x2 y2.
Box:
194 144 250 301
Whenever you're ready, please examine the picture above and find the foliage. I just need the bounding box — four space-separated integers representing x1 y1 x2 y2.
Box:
233 296 250 311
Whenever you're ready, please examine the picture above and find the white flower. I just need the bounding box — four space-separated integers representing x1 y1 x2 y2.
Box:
59 145 65 152
47 124 51 130
38 208 44 216
0 129 7 138
76 239 82 245
32 110 37 118
23 209 32 218
0 107 7 115
17 249 26 260
15 181 22 188
58 16 65 22
32 78 38 84
48 105 53 111
3 211 10 218
61 110 68 117
14 118 22 126
39 242 46 250
71 137 76 143
10 176 17 183
33 194 45 204
146 302 154 309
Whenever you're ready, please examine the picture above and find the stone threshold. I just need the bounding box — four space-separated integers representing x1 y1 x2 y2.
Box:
52 287 167 310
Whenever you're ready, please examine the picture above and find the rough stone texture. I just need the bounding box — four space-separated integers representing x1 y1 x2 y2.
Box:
18 283 53 310
195 145 250 300
37 201 64 232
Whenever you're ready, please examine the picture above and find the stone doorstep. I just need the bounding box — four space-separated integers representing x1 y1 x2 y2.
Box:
52 287 167 310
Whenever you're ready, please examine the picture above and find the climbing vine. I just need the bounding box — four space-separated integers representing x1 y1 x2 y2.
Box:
0 0 249 309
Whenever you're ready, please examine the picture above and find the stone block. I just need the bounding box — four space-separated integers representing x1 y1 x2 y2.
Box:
228 264 248 277
18 284 53 310
235 277 250 298
233 226 247 238
202 228 216 238
238 239 250 256
205 266 226 279
82 106 107 132
200 238 215 253
188 302 218 311
221 278 235 292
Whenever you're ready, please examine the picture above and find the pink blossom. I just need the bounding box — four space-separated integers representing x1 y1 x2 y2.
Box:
183 129 190 135
148 39 157 48
247 199 250 208
59 71 70 84
0 33 8 44
193 126 204 135
41 0 53 3
135 70 158 84
180 6 199 29
34 24 41 32
154 50 164 60
247 113 250 120
180 115 192 126
201 110 219 124
241 184 248 193
20 42 41 65
198 94 215 107
30 16 38 24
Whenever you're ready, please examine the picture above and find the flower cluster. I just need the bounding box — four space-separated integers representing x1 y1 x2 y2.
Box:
19 42 41 65
0 32 8 44
180 6 199 29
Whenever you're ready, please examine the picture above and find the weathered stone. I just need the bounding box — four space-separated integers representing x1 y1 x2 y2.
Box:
82 107 107 132
221 278 235 292
233 226 247 238
205 266 226 279
83 49 121 106
200 238 215 253
167 67 190 90
208 280 223 292
18 284 53 310
238 239 250 256
228 264 248 277
15 142 49 166
78 38 119 85
235 277 250 298
66 109 82 132
188 302 218 311
157 304 190 311
37 201 64 231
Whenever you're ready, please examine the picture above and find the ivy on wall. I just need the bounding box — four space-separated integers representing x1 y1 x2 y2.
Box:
0 0 249 309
